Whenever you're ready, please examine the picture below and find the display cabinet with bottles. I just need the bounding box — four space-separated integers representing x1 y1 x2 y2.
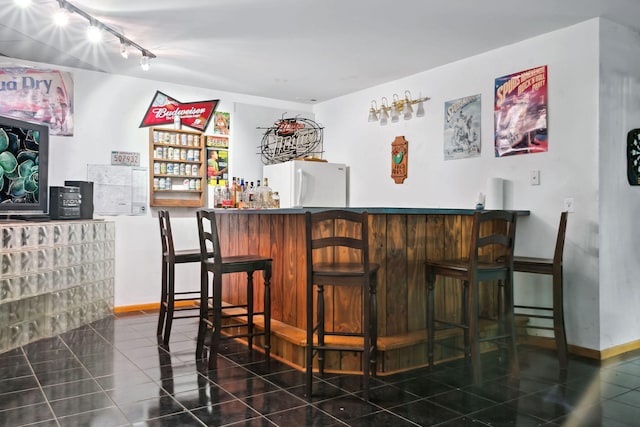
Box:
149 127 205 207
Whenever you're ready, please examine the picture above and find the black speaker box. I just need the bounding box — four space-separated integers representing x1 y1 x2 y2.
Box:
64 181 94 219
49 186 81 220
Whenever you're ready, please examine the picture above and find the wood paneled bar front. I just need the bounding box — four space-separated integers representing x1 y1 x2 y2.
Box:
213 208 528 375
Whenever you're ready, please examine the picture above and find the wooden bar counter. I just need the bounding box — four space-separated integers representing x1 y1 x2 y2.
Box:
213 208 528 374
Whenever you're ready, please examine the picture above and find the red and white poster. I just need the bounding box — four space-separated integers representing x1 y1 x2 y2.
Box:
0 67 74 136
140 91 218 131
494 65 548 157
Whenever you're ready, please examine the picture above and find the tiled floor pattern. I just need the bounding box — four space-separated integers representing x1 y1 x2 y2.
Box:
2 313 640 426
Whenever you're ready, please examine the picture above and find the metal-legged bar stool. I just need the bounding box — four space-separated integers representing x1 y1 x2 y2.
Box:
157 210 206 345
426 210 519 384
514 211 568 367
195 209 272 370
305 210 379 401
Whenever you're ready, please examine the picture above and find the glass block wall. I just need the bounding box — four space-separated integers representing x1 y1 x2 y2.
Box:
0 220 115 353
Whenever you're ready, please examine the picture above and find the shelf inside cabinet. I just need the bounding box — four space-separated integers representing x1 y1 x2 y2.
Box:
149 127 206 207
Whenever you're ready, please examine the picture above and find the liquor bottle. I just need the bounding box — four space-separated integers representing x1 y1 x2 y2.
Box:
255 180 262 208
262 177 273 208
272 191 280 209
213 178 222 208
222 180 232 208
247 181 255 209
235 177 244 209
230 177 237 208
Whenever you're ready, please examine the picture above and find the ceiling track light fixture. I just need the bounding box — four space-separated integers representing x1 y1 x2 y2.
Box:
32 0 156 67
14 0 32 8
368 90 430 125
53 2 70 26
140 52 150 71
120 39 129 59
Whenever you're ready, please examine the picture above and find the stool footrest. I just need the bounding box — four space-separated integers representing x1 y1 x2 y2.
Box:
313 344 367 353
515 312 553 320
514 304 553 311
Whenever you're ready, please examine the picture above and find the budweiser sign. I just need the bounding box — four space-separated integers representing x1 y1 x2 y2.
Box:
139 91 218 131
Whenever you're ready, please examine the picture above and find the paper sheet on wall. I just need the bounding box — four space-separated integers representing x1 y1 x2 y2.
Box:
87 164 148 215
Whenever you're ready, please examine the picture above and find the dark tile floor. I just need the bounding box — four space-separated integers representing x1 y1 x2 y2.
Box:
2 313 640 426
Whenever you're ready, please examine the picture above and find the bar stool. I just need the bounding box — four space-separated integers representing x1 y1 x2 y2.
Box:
425 210 518 384
305 210 379 401
195 209 272 370
513 211 568 367
157 210 207 345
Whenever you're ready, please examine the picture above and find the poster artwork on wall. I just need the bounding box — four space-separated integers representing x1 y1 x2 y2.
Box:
139 91 218 131
444 94 481 160
213 112 230 135
494 65 548 157
0 66 74 136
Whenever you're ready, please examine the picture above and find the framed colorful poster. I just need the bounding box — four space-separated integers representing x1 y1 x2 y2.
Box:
0 66 74 136
494 65 548 157
213 112 230 135
444 94 481 160
207 148 228 185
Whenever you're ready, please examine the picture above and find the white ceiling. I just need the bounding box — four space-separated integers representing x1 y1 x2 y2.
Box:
1 0 639 103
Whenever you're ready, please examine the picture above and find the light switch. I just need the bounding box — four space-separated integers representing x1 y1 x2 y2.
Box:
530 170 540 185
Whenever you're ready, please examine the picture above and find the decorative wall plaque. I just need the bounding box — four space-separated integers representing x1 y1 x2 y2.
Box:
391 136 408 184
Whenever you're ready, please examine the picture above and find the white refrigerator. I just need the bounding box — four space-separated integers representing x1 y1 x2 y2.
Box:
263 160 347 208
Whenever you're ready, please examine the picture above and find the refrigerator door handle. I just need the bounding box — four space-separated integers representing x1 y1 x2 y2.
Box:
294 167 304 207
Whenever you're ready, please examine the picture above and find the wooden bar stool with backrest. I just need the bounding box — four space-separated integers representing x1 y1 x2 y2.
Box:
426 210 519 384
157 210 206 345
513 211 568 368
305 210 380 401
195 209 272 370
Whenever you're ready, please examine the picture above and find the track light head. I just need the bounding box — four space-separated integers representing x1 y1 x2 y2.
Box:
140 52 150 71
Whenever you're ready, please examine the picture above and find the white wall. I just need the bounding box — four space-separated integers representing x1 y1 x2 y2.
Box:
313 20 602 350
599 19 640 350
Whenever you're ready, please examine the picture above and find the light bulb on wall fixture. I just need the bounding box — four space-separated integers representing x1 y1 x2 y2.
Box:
368 100 379 122
367 91 430 125
140 52 150 71
390 94 400 123
402 90 413 120
379 97 390 126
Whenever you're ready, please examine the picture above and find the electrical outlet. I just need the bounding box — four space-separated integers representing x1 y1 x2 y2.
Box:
530 170 540 185
563 198 575 212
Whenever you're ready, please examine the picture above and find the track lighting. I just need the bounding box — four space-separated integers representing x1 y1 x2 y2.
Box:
368 90 430 124
16 0 156 64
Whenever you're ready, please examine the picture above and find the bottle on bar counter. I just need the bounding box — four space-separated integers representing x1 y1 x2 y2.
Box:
255 180 262 208
214 178 223 208
246 182 255 209
235 177 244 209
230 177 238 208
263 177 273 208
222 180 232 208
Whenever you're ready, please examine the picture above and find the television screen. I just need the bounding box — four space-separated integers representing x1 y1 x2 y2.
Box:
0 115 49 215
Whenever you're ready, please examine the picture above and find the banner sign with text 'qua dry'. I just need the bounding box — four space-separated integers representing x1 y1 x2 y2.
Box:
0 66 74 136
